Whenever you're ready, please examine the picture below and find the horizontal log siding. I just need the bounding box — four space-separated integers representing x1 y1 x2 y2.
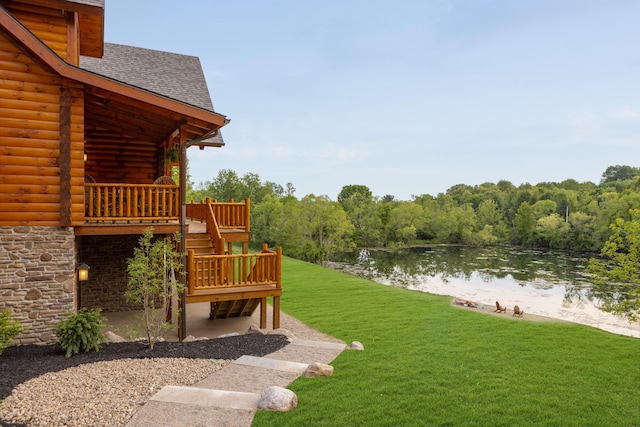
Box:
84 130 159 184
0 34 85 226
6 5 69 61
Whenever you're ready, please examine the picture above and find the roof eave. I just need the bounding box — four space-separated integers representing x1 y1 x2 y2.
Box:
0 4 227 130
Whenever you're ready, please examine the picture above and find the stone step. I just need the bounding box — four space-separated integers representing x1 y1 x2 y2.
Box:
235 355 309 374
150 386 260 410
291 339 347 351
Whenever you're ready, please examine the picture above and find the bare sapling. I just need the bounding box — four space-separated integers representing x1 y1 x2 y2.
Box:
126 227 183 349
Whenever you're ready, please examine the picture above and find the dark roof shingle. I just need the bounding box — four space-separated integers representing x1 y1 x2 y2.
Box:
80 43 224 145
80 43 216 113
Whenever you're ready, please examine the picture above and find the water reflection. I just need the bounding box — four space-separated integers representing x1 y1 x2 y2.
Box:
330 246 640 338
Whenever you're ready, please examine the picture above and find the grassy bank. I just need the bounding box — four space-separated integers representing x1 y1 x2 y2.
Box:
253 257 640 426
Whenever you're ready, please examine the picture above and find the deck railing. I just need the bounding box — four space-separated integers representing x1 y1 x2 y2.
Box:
186 244 282 294
204 201 226 254
186 198 250 231
85 183 179 221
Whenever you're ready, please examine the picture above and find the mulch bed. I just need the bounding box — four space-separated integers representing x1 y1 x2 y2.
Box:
0 334 289 400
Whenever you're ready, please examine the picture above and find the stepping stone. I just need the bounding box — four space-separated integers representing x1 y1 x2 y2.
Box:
291 339 347 351
150 386 260 410
235 355 309 373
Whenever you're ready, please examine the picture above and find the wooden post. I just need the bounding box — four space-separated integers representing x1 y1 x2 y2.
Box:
66 12 79 65
187 250 195 295
275 247 282 289
245 198 251 232
260 297 267 329
274 246 282 329
273 295 281 329
59 87 72 227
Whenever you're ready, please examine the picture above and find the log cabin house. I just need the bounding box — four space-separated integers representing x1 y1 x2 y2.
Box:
0 0 282 345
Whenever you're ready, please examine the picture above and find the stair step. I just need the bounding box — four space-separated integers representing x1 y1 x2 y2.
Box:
210 299 260 319
186 232 215 255
150 386 260 410
190 248 215 255
235 355 309 373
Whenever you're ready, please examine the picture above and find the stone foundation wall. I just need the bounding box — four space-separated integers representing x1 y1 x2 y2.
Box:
79 234 143 312
0 226 76 345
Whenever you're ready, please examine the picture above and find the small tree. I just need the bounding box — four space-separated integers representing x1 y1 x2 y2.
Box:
126 227 183 349
587 209 640 322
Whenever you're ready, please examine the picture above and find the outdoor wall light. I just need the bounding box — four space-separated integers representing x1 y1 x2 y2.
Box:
78 263 90 281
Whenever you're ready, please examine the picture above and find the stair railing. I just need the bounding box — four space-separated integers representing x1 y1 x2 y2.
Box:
205 202 226 254
185 198 226 254
186 245 281 294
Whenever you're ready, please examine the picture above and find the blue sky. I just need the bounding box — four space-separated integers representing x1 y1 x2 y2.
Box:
105 1 640 200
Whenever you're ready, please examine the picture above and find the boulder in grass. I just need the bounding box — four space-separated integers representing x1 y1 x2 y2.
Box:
349 341 364 351
304 362 334 378
258 386 298 411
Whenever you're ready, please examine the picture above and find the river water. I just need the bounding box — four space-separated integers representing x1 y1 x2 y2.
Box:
329 246 640 338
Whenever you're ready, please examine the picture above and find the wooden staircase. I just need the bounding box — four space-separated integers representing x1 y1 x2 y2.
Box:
185 229 263 320
210 299 262 319
186 232 216 255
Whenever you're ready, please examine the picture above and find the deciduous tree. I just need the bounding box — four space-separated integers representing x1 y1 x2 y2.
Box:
126 228 183 349
588 209 640 322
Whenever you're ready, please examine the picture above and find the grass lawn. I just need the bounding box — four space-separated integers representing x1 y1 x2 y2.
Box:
253 257 640 426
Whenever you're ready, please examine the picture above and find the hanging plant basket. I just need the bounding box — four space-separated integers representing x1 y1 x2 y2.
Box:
165 146 180 163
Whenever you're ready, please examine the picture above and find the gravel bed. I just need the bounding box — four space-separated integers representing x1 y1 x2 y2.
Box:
0 334 289 427
0 358 229 427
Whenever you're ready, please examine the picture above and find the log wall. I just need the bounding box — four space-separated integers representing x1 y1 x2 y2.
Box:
84 130 161 184
0 30 85 226
5 2 71 61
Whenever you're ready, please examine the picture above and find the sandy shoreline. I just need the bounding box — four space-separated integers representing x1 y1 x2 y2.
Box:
452 298 569 323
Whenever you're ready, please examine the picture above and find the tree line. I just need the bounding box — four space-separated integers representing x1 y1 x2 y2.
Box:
187 165 640 264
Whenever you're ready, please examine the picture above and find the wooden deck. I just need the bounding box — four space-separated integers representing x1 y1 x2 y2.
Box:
181 200 281 340
76 192 282 339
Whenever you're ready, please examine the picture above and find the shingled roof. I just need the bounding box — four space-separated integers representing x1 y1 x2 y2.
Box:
81 43 216 111
80 43 224 145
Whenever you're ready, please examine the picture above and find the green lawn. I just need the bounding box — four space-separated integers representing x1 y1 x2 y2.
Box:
253 257 640 426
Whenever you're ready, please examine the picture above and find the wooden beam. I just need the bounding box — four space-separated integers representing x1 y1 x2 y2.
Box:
66 11 78 65
59 86 71 226
6 0 104 16
74 223 181 236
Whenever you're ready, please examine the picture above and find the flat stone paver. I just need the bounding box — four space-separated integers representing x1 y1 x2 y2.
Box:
235 355 309 373
151 386 260 410
124 309 349 427
291 339 347 351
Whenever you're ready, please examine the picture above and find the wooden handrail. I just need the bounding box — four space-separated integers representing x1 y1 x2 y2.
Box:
205 202 226 254
186 198 250 232
85 183 179 221
186 245 281 293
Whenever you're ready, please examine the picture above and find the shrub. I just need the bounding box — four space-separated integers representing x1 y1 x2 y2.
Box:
55 308 106 358
0 309 25 355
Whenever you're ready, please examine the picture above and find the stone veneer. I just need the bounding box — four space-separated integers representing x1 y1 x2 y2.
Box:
79 234 143 313
0 226 76 345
